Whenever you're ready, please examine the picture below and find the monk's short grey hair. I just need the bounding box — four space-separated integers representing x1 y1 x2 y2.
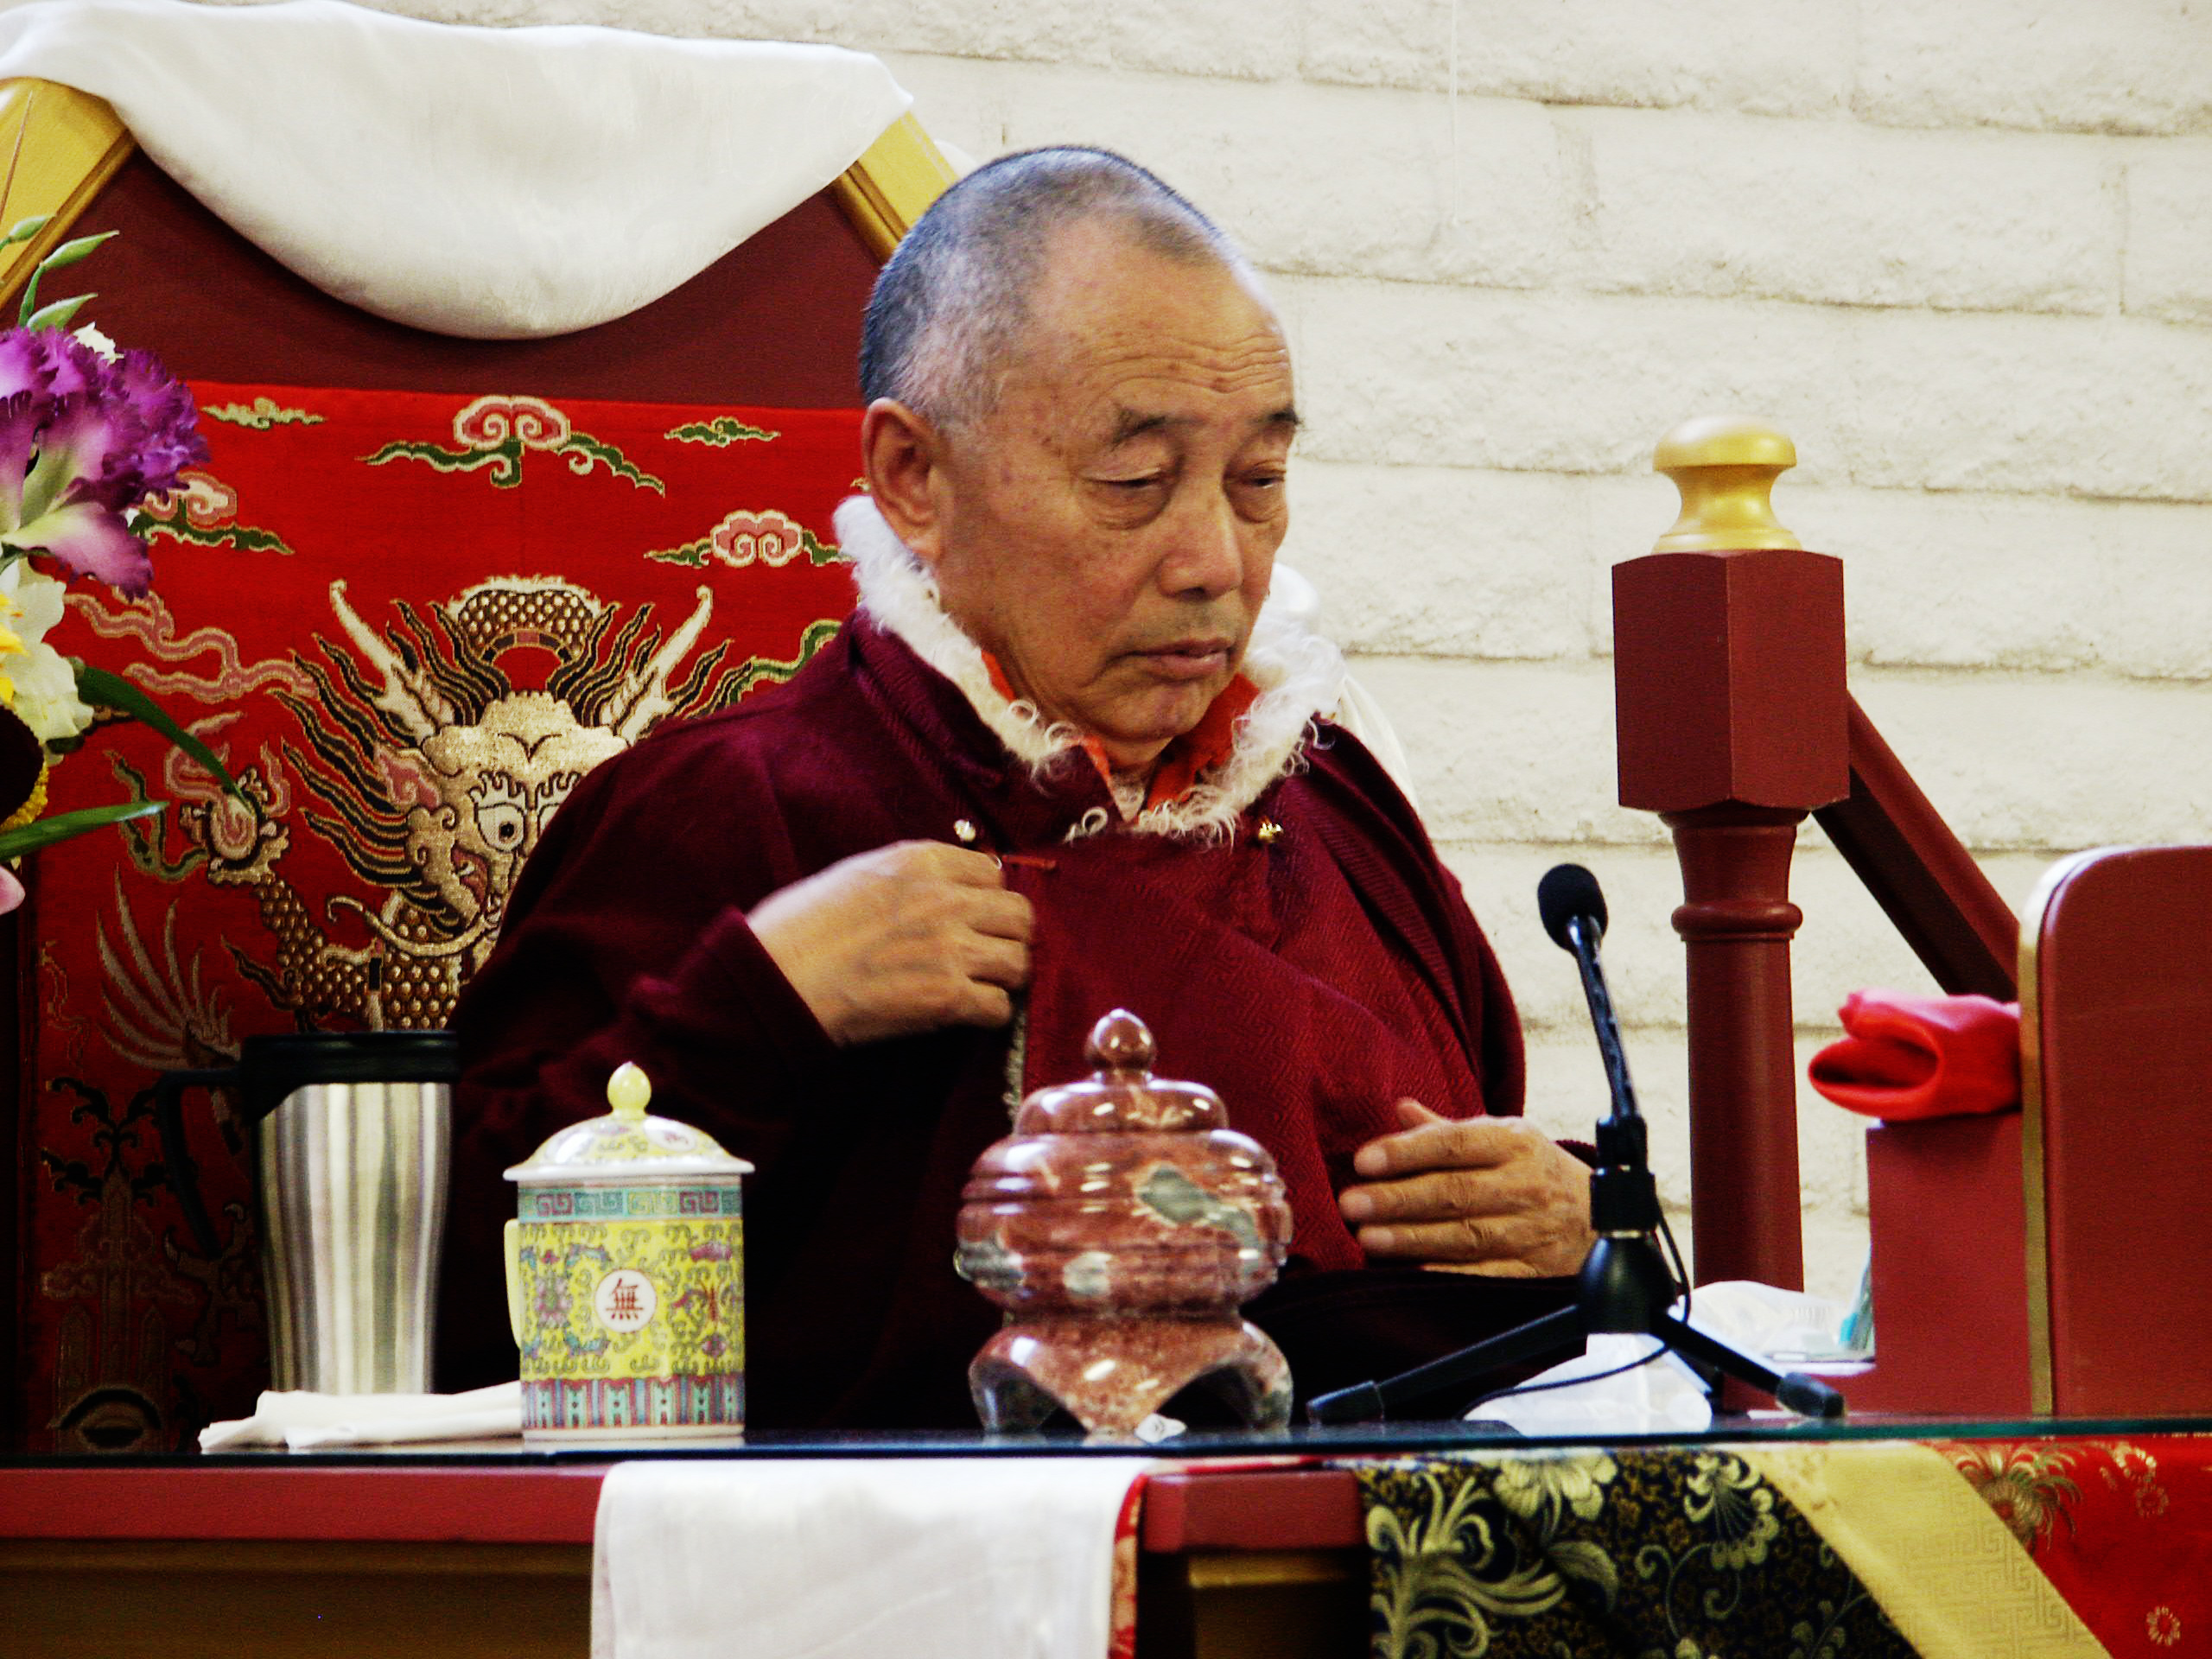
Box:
859 146 1249 429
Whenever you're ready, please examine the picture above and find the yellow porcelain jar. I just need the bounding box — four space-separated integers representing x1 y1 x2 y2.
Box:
502 1063 752 1443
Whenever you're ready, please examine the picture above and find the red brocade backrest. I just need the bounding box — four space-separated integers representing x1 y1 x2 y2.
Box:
14 151 879 1451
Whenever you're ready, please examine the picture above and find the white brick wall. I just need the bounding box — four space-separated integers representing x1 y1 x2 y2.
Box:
1854 0 2212 136
263 0 2212 1306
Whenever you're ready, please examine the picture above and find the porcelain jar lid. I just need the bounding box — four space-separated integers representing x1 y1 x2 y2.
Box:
504 1062 753 1185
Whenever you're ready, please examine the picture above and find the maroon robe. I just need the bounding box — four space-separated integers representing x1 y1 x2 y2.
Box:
445 617 1557 1426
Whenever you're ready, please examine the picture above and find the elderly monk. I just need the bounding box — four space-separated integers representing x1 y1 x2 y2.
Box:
445 147 1596 1426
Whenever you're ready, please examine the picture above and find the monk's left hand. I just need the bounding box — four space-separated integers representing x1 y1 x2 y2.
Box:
1338 1100 1596 1278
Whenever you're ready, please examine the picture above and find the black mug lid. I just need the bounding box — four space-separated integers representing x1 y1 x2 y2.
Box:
238 1030 459 1119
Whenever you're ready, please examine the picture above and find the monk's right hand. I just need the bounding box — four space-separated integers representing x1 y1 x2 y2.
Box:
746 841 1033 1045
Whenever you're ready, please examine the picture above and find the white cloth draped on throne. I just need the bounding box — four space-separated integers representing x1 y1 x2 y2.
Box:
0 0 911 338
591 1458 1156 1659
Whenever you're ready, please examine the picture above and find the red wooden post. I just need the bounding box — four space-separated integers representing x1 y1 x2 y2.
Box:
1613 418 1849 1289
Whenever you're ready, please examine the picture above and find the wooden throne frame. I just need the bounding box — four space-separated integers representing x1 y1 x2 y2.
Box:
0 73 956 1449
1617 416 2212 1414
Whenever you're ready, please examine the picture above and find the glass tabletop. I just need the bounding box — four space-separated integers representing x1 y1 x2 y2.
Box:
9 1410 2209 1469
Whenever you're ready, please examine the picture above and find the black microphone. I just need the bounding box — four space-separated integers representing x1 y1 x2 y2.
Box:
1537 863 1638 1123
1537 861 1607 953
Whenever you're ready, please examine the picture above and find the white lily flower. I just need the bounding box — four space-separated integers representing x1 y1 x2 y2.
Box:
0 559 95 746
71 321 121 362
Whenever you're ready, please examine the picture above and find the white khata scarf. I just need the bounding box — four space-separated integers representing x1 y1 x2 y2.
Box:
833 496 1344 842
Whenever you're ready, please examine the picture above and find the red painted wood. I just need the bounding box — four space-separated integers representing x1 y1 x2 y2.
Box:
1613 550 1849 816
1847 1115 2031 1414
1812 701 2018 1002
1613 548 1849 1293
1664 805 1808 1290
1138 1469 1363 1553
74 151 880 404
2035 848 2212 1414
2 1464 1369 1554
0 1465 609 1543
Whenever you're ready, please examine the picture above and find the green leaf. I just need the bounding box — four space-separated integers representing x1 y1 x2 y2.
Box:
0 798 162 859
24 292 92 333
73 664 247 802
17 231 114 326
3 214 49 247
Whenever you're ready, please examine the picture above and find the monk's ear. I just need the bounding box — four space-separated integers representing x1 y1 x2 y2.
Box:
860 398 950 569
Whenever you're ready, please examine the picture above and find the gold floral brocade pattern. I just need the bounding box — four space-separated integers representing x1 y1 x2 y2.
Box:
1358 1448 1916 1659
1936 1436 2207 1659
1944 1442 2084 1551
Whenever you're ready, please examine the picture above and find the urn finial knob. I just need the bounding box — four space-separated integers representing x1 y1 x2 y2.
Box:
1086 1009 1154 1074
1651 414 1802 554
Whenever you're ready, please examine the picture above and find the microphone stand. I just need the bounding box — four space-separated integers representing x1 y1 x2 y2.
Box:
1308 885 1845 1426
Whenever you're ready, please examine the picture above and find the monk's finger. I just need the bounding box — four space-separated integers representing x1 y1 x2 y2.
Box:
917 842 1013 887
1337 1166 1540 1226
1418 1258 1556 1281
961 887 1033 942
944 981 1016 1030
1351 1115 1530 1179
959 932 1031 991
1354 1212 1548 1267
1394 1096 1446 1129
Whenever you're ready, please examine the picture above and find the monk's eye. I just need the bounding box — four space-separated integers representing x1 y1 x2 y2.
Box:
1234 470 1288 515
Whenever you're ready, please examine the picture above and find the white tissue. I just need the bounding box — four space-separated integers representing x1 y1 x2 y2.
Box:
199 1380 523 1451
1465 1336 1715 1436
1463 1281 1853 1434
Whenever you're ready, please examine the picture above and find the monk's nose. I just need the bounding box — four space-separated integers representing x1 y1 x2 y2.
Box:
1158 493 1244 600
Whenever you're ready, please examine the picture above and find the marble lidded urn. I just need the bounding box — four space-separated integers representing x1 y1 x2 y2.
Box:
956 1009 1294 1433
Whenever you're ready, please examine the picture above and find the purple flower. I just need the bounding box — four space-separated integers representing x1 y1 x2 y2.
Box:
0 331 51 401
109 349 204 503
0 327 204 594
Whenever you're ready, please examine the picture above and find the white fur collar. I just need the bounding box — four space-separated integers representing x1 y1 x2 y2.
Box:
832 496 1343 842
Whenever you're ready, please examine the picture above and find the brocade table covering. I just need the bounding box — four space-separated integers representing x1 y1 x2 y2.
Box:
1359 1446 1917 1659
1352 1434 2212 1659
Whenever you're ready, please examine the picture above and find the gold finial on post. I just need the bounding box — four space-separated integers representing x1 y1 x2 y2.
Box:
1651 415 1802 554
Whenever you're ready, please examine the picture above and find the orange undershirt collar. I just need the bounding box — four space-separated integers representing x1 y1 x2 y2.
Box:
982 654 1260 813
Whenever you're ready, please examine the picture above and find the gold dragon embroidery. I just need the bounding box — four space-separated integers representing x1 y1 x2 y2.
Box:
105 575 833 1038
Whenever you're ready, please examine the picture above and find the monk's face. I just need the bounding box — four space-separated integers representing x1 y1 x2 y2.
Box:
912 222 1297 772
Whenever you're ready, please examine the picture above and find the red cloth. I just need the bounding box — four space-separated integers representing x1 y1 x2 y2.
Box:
26 385 861 1450
1939 1434 2212 1656
1807 989 2022 1120
448 617 1527 1427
